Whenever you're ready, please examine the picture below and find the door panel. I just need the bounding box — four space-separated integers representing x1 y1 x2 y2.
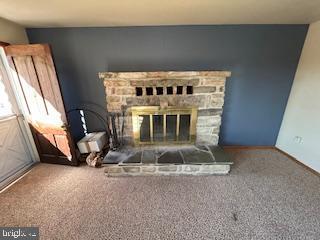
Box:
5 44 78 165
0 117 33 183
13 56 48 116
38 133 58 155
0 48 34 188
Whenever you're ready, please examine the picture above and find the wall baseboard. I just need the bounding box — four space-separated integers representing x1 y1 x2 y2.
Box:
223 145 320 177
222 145 275 149
274 147 320 177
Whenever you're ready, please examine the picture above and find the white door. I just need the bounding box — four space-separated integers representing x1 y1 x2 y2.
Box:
0 47 35 189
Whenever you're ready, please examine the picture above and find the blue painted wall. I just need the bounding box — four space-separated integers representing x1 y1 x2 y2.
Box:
27 25 308 145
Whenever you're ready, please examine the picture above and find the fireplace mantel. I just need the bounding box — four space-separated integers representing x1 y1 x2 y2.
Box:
99 71 231 79
99 71 231 145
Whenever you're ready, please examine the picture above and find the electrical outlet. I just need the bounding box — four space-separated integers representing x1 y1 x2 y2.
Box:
294 136 303 144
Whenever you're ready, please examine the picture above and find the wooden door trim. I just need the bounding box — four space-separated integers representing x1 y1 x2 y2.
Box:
4 44 78 166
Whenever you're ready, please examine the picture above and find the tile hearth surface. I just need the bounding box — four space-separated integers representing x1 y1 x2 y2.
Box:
103 145 233 176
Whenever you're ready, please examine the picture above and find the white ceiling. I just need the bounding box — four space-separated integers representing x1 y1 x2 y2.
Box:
1 0 320 27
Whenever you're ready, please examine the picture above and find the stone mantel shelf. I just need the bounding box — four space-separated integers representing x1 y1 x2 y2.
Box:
99 71 231 80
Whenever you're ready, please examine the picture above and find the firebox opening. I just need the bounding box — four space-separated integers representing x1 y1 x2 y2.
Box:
139 114 191 143
132 106 197 145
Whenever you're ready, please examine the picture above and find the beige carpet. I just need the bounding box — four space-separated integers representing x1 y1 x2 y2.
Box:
0 149 319 240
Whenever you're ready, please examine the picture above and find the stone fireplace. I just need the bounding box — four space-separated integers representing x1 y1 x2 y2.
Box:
99 71 231 146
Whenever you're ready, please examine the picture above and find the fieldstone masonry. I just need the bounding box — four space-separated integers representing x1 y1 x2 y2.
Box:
103 145 233 176
99 71 231 145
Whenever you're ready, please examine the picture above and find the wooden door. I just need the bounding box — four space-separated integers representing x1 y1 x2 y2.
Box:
0 46 34 188
5 44 78 165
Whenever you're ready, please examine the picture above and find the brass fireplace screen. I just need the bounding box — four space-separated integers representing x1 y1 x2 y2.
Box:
131 106 197 145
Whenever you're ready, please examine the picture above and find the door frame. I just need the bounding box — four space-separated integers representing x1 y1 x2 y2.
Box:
0 46 40 164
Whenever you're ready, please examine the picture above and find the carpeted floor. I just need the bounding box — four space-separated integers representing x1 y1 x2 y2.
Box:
0 149 319 240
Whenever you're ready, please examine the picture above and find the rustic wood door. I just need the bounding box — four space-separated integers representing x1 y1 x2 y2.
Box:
5 44 78 165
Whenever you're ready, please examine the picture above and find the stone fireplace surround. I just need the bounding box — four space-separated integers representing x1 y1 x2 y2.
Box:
100 71 231 146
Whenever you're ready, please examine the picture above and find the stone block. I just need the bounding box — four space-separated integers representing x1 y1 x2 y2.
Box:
141 150 156 164
122 151 142 164
160 98 169 108
196 126 219 135
107 103 122 112
193 86 216 94
167 95 207 109
99 72 118 79
115 88 135 96
105 167 122 174
211 126 220 134
180 147 214 164
129 80 145 87
126 96 160 106
199 78 226 86
197 127 215 135
146 72 168 78
150 79 166 86
123 166 141 173
206 96 224 108
200 164 230 174
198 71 231 77
182 165 200 172
104 80 129 87
158 151 184 164
197 116 221 127
106 87 116 95
141 166 156 173
107 96 121 103
196 134 219 145
207 145 232 163
219 86 225 92
198 109 223 116
158 165 178 172
118 72 147 79
168 71 199 77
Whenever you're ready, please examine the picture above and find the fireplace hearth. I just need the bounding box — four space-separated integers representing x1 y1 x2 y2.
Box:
100 71 233 176
103 144 232 176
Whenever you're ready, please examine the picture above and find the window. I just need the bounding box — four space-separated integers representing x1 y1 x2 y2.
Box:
167 87 173 95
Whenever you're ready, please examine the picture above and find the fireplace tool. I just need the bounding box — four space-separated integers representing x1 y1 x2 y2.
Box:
107 110 125 150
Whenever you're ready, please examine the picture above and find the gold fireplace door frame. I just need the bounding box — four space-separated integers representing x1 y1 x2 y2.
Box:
131 106 197 145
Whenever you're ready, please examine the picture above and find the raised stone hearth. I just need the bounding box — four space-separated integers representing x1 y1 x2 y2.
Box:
103 145 232 176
